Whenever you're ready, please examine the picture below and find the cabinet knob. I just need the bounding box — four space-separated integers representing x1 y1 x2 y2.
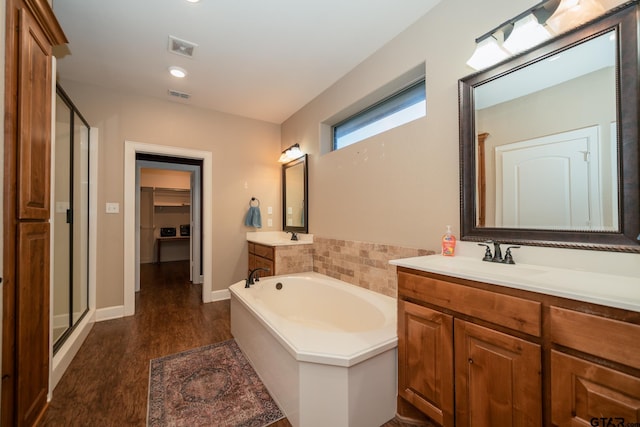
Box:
468 358 473 364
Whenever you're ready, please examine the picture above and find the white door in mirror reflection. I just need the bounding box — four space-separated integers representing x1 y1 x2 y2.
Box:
497 126 607 231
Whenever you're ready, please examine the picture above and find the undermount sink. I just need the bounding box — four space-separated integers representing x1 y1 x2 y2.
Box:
418 255 546 279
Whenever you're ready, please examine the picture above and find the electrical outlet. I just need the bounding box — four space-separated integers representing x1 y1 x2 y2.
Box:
267 218 273 227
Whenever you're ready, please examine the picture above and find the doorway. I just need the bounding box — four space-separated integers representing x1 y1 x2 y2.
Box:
123 141 213 317
136 156 203 289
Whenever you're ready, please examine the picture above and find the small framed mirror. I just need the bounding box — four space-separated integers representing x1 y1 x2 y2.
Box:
459 2 640 252
282 154 308 234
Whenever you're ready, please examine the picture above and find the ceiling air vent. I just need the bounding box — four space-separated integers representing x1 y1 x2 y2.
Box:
168 35 198 58
168 89 191 100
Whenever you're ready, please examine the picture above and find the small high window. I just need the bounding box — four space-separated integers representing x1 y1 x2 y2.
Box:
333 79 426 150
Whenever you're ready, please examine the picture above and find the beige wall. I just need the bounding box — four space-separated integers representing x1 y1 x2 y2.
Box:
281 0 535 251
140 169 191 189
58 80 281 308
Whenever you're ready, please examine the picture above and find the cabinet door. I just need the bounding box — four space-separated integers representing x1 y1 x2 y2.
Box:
18 8 52 219
16 222 50 426
398 300 454 427
455 320 542 427
551 351 640 426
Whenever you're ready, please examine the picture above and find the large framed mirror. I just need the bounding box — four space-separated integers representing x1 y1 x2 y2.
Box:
459 1 640 252
283 154 308 234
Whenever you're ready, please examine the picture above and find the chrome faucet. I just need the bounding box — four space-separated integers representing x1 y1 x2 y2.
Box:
245 267 270 288
286 231 298 241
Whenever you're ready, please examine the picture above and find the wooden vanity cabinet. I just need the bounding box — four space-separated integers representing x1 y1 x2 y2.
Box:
397 267 640 427
397 269 542 427
248 242 275 277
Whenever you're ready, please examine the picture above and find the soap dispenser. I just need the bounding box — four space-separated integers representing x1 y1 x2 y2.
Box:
442 225 456 256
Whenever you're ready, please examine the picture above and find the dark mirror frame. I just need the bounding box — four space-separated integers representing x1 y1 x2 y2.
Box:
459 1 640 253
282 154 308 234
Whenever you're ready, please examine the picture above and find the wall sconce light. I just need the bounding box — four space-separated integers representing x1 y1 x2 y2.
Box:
466 0 604 71
278 143 304 163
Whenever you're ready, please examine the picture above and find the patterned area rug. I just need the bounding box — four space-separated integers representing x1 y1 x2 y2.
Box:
147 340 284 427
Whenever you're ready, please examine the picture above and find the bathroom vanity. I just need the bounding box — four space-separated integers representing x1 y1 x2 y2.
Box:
391 255 640 427
246 231 313 276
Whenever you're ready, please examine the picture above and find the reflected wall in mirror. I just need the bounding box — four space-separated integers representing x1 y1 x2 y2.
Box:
459 1 640 252
283 154 308 233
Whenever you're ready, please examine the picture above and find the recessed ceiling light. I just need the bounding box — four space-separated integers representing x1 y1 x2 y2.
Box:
185 0 201 3
169 66 187 78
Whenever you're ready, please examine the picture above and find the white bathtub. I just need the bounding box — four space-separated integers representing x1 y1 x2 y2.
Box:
229 272 397 427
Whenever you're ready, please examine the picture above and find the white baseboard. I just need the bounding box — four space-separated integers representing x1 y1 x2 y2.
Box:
96 305 126 321
210 289 230 302
51 310 95 390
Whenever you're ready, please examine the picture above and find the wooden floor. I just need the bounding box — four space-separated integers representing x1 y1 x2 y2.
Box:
40 261 408 427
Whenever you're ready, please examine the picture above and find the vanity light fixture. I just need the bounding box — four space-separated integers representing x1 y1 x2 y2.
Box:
169 66 187 78
466 35 509 70
502 14 552 54
546 0 605 34
465 0 600 70
278 143 304 163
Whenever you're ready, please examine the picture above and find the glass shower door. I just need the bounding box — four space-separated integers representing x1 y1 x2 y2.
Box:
53 86 90 353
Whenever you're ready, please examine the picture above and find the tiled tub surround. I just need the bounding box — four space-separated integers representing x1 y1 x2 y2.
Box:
312 237 434 297
274 244 314 275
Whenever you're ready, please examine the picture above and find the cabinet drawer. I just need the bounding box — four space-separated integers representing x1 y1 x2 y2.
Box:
398 271 541 337
550 306 640 369
551 351 640 426
252 243 274 260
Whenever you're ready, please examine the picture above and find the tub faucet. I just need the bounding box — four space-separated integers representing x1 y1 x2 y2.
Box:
246 267 270 288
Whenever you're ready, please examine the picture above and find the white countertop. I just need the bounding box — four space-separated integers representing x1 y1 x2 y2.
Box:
390 255 640 313
246 231 313 246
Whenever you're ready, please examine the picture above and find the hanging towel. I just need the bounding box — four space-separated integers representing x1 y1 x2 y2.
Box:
244 206 262 228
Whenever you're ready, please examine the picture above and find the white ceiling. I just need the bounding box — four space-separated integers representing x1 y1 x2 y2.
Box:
52 0 441 124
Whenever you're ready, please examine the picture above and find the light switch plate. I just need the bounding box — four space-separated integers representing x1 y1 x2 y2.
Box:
267 206 273 215
106 202 120 214
267 218 273 227
56 201 70 213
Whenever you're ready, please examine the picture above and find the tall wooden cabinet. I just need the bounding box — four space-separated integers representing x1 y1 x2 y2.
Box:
2 0 67 425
